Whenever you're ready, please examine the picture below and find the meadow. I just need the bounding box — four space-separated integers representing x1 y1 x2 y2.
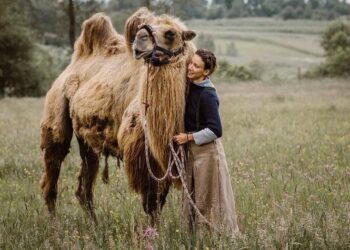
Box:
188 18 332 80
0 18 350 249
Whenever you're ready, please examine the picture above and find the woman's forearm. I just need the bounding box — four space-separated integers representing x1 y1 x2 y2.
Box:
192 128 218 145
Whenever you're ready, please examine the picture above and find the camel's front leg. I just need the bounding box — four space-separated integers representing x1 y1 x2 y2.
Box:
118 106 172 226
141 176 171 227
76 137 100 223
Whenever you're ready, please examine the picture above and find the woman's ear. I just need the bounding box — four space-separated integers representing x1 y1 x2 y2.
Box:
203 69 210 77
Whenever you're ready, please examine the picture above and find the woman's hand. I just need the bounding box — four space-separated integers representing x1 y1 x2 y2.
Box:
173 133 193 145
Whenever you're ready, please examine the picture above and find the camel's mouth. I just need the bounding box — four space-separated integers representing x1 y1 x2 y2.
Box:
134 49 152 60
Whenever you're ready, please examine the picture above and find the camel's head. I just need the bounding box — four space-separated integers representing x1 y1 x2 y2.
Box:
132 16 196 66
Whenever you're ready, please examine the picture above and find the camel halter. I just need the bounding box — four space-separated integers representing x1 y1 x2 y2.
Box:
138 24 185 66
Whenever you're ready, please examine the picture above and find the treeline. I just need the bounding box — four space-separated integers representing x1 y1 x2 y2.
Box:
1 0 350 97
210 0 350 20
13 0 350 49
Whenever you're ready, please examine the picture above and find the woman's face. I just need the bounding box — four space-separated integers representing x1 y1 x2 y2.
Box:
187 54 210 82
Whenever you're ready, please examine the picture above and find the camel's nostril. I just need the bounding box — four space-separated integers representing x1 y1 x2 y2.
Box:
135 49 141 56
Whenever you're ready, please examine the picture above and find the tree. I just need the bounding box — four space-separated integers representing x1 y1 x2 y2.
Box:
171 0 207 19
28 0 68 46
0 0 42 97
317 22 350 77
68 0 76 49
321 22 350 55
308 0 319 9
261 0 282 16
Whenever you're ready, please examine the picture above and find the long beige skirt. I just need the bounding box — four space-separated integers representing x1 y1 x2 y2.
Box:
182 139 239 235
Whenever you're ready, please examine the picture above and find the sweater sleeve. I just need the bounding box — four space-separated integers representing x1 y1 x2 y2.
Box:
199 90 222 138
193 128 218 145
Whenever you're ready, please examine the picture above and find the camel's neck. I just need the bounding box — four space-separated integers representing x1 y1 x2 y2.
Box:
141 61 187 139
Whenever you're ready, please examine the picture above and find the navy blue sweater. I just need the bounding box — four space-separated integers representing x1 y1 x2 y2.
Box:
185 82 222 138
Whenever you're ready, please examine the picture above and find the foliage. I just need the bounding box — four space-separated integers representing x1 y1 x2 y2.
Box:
206 5 224 20
29 0 105 46
212 0 350 20
248 60 265 79
32 45 71 93
308 22 350 77
217 60 256 81
321 22 350 55
314 47 350 77
0 0 43 97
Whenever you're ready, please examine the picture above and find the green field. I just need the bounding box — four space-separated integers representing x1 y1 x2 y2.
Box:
187 18 338 80
1 18 350 249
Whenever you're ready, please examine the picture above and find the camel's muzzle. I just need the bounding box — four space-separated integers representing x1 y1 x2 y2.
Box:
134 49 152 60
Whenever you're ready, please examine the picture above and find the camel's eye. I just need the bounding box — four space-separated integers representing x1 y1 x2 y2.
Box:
165 30 176 41
139 34 148 41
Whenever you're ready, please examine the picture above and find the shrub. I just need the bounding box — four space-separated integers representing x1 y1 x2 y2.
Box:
217 60 256 81
249 60 265 79
321 22 350 55
318 47 350 77
307 22 350 78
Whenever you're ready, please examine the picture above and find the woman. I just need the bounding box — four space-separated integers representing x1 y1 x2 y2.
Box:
173 49 239 235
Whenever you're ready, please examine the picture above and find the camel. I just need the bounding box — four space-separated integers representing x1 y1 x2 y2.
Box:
40 8 196 224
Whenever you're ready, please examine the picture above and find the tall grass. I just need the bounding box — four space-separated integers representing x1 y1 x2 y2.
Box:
0 79 349 249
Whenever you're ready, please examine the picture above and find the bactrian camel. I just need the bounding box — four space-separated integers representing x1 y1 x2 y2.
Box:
40 8 196 224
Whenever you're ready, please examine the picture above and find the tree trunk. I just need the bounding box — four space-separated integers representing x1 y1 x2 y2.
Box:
68 0 76 49
144 0 151 9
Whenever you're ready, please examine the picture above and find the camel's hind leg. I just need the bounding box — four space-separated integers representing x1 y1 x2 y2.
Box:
75 137 99 222
40 134 72 216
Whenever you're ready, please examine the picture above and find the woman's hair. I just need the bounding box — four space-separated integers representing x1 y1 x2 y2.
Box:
195 49 217 75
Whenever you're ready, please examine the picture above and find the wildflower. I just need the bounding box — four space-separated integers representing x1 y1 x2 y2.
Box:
143 227 158 240
325 164 333 172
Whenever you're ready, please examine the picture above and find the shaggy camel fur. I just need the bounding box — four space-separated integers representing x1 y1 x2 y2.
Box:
40 8 196 223
40 13 125 216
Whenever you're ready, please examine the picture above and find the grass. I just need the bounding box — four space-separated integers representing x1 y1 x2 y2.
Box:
0 78 350 249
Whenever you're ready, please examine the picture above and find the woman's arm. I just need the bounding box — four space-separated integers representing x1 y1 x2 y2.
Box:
192 128 218 145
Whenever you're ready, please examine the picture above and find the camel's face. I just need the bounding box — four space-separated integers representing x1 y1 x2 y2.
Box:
133 27 154 59
133 24 196 64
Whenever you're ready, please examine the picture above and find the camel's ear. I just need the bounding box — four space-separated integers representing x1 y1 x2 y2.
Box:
182 30 196 41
